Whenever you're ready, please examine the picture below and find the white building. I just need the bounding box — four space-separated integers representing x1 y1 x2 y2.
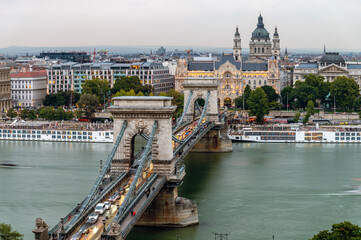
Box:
10 71 47 108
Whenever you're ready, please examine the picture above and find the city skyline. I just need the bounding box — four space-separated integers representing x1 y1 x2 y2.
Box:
0 0 361 50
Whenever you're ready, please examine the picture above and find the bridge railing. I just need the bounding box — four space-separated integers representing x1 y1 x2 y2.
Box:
120 175 166 238
114 120 158 222
52 172 128 239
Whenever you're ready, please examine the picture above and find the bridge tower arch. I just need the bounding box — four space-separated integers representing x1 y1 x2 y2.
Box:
182 77 219 123
109 96 177 174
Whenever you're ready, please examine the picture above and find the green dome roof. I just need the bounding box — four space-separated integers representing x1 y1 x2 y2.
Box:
251 14 270 40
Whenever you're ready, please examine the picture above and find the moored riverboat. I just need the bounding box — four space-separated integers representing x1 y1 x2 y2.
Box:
0 129 113 143
228 126 361 143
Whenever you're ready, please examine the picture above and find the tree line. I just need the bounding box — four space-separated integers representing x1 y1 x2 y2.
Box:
4 76 155 120
233 75 361 123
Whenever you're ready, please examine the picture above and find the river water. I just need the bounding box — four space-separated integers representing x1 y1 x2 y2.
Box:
1 141 361 240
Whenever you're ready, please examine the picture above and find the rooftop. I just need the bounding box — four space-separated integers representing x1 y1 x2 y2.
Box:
10 71 47 78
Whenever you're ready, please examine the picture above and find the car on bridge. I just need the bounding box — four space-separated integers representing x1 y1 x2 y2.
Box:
103 201 111 210
86 213 99 224
95 203 107 215
108 192 120 204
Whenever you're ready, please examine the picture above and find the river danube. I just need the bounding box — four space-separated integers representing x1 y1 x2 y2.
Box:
1 141 361 240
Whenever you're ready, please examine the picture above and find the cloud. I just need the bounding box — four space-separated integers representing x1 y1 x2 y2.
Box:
0 0 360 50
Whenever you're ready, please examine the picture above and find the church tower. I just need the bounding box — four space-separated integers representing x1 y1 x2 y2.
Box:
249 14 272 62
272 26 280 60
233 25 242 61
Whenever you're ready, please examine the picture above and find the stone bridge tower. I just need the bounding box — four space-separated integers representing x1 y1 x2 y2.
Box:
182 77 219 123
109 96 176 174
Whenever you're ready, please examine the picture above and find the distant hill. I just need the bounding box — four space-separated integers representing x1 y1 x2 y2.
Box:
0 45 359 57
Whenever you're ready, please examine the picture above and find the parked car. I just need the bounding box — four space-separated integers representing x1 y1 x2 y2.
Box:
95 203 106 215
86 213 99 224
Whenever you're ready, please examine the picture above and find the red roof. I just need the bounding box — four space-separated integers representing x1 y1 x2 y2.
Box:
10 71 47 78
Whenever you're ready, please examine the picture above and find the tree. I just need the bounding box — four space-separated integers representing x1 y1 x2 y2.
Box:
43 91 80 107
39 107 55 120
247 88 270 124
291 82 317 109
77 93 100 118
331 76 360 112
303 74 331 104
28 110 37 120
235 85 252 109
81 77 110 104
261 85 280 103
310 221 361 240
159 89 184 117
303 100 316 124
74 109 84 119
65 111 74 120
281 86 294 108
294 111 301 123
0 223 23 240
111 76 153 96
19 109 29 120
7 109 17 119
54 107 66 120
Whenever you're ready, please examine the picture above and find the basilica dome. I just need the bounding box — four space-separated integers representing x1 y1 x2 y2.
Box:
251 14 270 40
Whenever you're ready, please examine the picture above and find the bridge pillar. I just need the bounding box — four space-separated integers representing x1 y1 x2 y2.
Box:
108 96 177 174
182 77 219 123
191 128 233 153
136 185 198 227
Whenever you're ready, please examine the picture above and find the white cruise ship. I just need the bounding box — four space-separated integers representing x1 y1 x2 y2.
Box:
228 127 361 143
0 129 113 143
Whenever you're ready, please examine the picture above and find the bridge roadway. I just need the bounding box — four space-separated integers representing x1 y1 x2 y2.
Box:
54 118 217 240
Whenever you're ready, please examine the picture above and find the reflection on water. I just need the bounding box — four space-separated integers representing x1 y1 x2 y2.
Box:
2 142 361 240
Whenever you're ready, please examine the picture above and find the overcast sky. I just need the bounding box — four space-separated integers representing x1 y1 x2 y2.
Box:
0 0 360 50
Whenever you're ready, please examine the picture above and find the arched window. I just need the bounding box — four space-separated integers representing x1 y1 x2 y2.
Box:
248 80 251 84
258 48 260 53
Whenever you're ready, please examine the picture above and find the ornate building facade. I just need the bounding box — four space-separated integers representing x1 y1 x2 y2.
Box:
0 67 11 112
293 52 361 86
175 14 281 107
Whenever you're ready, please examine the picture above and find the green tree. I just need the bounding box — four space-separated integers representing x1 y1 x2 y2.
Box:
331 76 360 112
114 89 126 97
159 89 184 117
19 109 29 120
310 221 361 240
81 77 110 103
291 82 317 109
28 110 37 120
294 111 301 123
77 93 100 118
303 100 316 124
261 85 280 103
7 109 17 119
74 109 84 119
65 111 74 120
125 89 136 96
247 88 270 124
111 76 153 96
281 86 294 108
0 223 23 240
54 107 66 120
39 107 55 120
303 74 331 104
236 85 252 109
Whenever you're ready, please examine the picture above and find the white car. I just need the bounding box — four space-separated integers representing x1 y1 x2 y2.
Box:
103 201 111 210
86 213 99 224
95 203 106 215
